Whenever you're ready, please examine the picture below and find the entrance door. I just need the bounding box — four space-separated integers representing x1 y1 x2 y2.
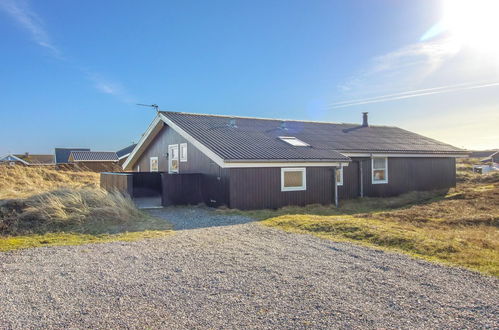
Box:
168 144 179 173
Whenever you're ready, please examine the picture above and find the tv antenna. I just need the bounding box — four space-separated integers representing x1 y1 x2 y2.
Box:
136 103 160 112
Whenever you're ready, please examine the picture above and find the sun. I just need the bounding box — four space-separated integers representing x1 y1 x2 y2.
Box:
441 0 499 55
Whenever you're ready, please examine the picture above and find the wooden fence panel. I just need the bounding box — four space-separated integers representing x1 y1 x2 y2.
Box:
100 172 133 196
161 173 203 206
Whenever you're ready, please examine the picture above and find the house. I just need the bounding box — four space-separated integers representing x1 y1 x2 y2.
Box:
14 153 54 165
479 150 499 164
116 144 137 166
120 111 467 210
68 151 120 172
468 150 498 159
0 153 30 166
55 148 91 164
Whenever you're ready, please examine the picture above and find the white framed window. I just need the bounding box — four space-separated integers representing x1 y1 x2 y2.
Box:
150 157 159 172
281 168 307 191
168 144 179 173
372 157 388 184
336 166 343 186
180 143 188 162
278 136 309 147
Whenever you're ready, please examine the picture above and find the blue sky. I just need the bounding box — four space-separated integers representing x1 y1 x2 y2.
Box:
0 0 498 154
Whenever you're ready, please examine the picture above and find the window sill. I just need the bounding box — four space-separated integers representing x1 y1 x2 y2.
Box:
281 187 306 192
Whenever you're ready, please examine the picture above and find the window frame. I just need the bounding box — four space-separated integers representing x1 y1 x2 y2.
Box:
168 144 179 174
281 167 307 192
180 143 188 162
149 157 159 172
371 157 388 184
336 166 343 186
278 136 310 147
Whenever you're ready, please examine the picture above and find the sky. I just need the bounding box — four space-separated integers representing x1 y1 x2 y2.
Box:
0 0 498 154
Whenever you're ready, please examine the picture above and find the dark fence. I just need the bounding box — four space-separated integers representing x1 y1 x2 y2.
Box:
132 172 162 197
161 173 203 206
100 172 133 196
101 172 162 197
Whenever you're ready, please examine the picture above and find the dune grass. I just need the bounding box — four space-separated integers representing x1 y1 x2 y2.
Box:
221 162 499 276
0 166 171 251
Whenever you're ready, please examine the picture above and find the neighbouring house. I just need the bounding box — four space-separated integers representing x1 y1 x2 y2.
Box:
0 153 30 166
113 111 467 210
14 153 54 165
68 151 120 172
55 148 91 164
468 150 498 159
116 144 137 166
480 150 499 164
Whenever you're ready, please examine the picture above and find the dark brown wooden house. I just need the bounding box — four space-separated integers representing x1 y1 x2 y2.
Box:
121 111 467 210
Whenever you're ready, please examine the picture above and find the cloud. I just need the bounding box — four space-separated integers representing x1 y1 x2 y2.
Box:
0 0 134 103
0 0 62 57
86 72 136 103
329 81 499 109
337 37 461 98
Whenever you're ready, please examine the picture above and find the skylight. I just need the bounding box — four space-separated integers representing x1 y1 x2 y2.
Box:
279 136 309 147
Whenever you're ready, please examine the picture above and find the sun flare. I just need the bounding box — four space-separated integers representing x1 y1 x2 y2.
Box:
442 0 499 55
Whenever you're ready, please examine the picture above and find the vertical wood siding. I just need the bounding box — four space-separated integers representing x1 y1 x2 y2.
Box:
229 167 334 210
340 157 456 198
100 173 133 196
132 125 230 206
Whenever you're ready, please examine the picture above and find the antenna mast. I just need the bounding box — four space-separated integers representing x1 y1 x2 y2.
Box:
136 103 160 113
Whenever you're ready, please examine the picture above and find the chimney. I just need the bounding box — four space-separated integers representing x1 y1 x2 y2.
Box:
362 112 369 127
25 152 29 157
280 121 287 130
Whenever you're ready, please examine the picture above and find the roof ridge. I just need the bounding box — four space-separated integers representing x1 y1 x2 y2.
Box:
160 110 397 128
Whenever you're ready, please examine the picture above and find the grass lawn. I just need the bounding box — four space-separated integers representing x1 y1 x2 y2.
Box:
220 170 499 277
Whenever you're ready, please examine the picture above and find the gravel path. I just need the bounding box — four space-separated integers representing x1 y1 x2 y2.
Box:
1 207 498 329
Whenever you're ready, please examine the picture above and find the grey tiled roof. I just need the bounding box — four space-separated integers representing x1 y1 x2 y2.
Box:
55 148 90 164
117 144 137 158
468 150 497 158
69 151 119 162
161 112 466 162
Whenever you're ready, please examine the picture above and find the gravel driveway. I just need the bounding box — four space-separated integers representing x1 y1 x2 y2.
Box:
1 207 498 329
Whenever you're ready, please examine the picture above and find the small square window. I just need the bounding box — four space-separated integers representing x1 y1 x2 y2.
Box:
180 143 188 162
372 157 388 184
281 168 307 191
278 136 309 147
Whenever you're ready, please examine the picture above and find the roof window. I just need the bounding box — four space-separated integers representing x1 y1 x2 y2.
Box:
279 136 309 147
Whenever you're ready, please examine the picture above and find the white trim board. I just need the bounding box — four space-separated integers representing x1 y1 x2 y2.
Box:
341 152 467 158
123 116 163 170
160 113 349 168
159 113 226 167
223 161 348 168
126 114 350 170
0 154 30 165
281 167 307 192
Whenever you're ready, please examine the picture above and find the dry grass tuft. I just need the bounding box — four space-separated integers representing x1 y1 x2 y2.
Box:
0 166 171 250
233 159 499 276
0 166 99 199
0 188 145 235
